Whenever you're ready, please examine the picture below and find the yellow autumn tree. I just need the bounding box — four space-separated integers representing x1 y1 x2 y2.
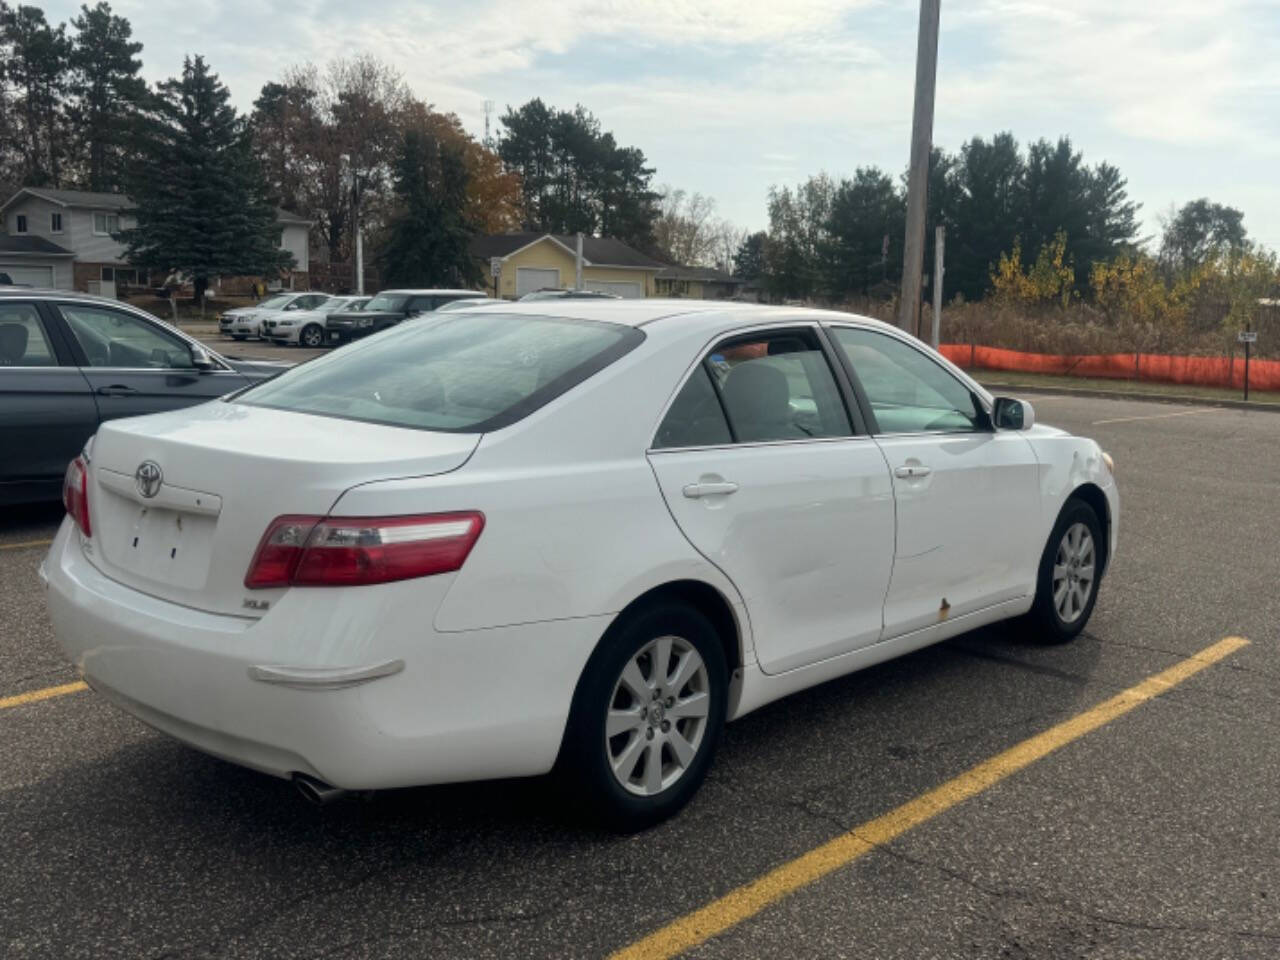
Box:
991 231 1076 308
1089 252 1181 327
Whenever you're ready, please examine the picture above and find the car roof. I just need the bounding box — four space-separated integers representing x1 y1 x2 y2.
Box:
378 289 485 297
0 286 134 309
466 297 897 332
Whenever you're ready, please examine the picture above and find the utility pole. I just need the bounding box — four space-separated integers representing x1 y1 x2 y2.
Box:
575 232 584 290
897 0 941 337
349 161 364 296
931 225 945 348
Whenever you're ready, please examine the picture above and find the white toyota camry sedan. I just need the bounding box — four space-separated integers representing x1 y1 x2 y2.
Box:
44 301 1118 829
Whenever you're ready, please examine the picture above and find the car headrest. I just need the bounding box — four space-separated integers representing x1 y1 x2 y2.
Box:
721 362 792 441
0 322 29 364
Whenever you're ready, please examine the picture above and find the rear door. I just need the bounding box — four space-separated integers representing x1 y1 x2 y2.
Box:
647 325 896 675
50 300 247 422
827 324 1042 638
0 299 97 498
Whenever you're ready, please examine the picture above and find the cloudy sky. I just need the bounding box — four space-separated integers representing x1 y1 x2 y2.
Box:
43 0 1280 247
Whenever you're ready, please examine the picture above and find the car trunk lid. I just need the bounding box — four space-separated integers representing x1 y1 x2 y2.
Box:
84 400 479 617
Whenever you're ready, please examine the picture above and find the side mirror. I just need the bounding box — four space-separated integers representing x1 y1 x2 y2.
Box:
190 345 217 371
993 396 1035 431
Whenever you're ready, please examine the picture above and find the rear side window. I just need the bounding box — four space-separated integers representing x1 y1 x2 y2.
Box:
237 313 643 432
0 303 57 366
653 366 732 449
654 328 853 447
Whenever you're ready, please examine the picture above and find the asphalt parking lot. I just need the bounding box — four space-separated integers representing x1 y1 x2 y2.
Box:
3 393 1278 959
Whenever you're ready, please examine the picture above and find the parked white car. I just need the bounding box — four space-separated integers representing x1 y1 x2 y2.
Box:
219 292 331 341
264 296 370 347
45 302 1117 828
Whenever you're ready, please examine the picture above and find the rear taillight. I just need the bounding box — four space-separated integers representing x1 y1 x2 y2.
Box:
244 512 484 589
62 455 91 537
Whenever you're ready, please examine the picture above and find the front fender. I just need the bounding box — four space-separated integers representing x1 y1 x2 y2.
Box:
1026 430 1119 571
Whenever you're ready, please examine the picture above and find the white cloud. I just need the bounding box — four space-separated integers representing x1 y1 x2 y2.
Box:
36 0 1280 240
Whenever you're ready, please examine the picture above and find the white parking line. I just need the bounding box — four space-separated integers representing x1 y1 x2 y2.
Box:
1092 408 1216 426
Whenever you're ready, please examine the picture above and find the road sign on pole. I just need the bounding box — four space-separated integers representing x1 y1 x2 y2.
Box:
1238 330 1257 400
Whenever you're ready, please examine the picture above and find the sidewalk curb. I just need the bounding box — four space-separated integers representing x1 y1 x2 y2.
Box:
981 380 1280 413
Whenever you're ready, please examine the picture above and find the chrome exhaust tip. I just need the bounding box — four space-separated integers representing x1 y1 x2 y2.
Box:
292 773 351 805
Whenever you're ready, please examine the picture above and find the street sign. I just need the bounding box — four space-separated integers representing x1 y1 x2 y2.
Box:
490 257 503 279
1238 331 1258 343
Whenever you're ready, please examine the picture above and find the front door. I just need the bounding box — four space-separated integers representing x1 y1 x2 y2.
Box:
828 325 1042 638
647 326 896 675
47 301 246 422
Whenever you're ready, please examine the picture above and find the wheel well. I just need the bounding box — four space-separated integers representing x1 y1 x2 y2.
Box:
611 580 743 676
1068 483 1110 574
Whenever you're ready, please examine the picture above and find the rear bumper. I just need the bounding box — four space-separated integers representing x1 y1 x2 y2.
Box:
44 522 607 790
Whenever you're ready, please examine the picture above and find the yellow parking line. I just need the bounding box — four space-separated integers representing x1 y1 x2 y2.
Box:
0 538 54 552
612 635 1250 960
0 680 88 711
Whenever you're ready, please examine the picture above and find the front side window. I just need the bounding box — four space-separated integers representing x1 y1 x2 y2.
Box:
59 304 194 369
15 214 27 233
832 327 982 434
0 303 57 366
93 212 120 235
237 313 642 432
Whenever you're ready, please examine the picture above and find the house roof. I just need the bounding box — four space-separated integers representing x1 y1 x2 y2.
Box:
4 187 132 211
470 233 666 270
656 265 742 283
0 235 75 257
2 187 313 226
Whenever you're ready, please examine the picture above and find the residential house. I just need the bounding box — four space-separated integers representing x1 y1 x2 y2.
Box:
0 187 311 295
470 233 665 299
654 265 744 300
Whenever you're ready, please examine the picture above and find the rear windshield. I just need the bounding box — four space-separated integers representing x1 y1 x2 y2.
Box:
235 313 643 432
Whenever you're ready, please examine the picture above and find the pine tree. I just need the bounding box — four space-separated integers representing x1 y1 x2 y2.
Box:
122 56 291 305
67 2 145 192
379 128 479 288
1 4 70 187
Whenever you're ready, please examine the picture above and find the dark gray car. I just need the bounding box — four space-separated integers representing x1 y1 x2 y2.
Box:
0 289 283 505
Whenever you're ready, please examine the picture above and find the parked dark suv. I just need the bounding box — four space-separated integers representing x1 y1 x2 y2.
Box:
0 288 283 505
325 289 487 344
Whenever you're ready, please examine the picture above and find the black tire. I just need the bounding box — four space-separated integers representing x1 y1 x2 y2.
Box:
300 324 324 348
1025 498 1104 643
561 602 727 831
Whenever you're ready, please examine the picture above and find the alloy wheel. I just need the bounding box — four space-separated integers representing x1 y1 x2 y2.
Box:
1052 522 1096 624
605 635 711 796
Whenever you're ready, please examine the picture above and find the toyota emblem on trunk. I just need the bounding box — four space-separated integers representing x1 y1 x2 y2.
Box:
135 461 163 498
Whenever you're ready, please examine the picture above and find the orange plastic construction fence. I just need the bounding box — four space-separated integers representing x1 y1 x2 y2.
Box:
938 344 1280 392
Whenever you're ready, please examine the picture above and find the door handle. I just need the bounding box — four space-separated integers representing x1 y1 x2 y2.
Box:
894 464 932 479
95 384 137 396
682 481 739 498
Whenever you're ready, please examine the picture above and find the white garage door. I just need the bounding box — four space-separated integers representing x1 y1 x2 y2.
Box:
0 263 53 287
587 280 643 299
516 267 560 297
